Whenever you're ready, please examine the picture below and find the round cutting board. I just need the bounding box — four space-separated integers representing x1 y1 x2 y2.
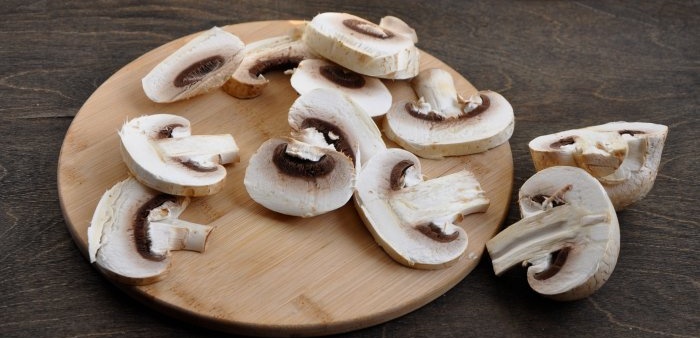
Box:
58 20 513 336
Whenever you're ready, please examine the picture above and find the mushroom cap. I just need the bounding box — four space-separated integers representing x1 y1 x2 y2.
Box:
119 114 237 197
87 177 187 285
142 27 245 103
354 148 489 269
384 90 515 159
290 59 393 117
529 122 668 210
222 32 319 99
288 88 386 167
516 166 620 300
303 12 420 79
244 138 355 217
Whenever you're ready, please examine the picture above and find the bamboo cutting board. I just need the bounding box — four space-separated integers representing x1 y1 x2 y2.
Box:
58 20 513 336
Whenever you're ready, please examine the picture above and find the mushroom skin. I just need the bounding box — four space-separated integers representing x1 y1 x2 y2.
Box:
142 27 245 103
384 68 515 159
119 114 239 197
529 122 668 210
288 88 386 167
244 138 355 217
88 177 212 285
222 27 319 99
290 59 393 118
303 12 420 79
486 166 620 301
354 148 490 269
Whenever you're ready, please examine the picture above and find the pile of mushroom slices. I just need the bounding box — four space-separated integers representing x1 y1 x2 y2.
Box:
486 122 667 300
88 114 240 285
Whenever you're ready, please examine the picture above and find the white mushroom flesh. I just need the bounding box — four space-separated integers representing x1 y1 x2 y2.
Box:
142 27 245 103
303 12 420 79
290 59 393 117
119 114 239 196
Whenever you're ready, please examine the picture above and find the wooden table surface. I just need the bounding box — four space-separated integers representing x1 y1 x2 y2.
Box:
1 1 697 337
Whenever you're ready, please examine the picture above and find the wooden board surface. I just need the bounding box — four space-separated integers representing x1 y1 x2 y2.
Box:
57 20 513 336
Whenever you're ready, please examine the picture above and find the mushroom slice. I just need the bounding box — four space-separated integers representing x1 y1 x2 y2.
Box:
119 114 239 197
303 12 420 79
288 88 386 167
290 59 392 118
87 177 213 285
355 148 490 269
222 28 319 99
142 27 245 103
244 138 355 217
384 68 515 159
529 128 629 178
529 122 668 210
486 166 620 301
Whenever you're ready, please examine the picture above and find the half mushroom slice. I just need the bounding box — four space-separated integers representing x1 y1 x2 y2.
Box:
244 138 355 217
87 177 213 285
222 27 319 99
486 166 620 301
384 68 515 159
142 27 245 103
303 12 420 79
288 88 386 167
355 148 490 269
119 114 239 197
290 59 393 118
529 122 668 210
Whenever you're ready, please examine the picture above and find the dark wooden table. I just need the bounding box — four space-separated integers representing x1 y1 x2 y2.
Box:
1 1 698 337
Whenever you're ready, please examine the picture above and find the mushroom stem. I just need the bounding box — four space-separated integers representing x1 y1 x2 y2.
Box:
148 219 213 255
154 134 240 164
410 68 466 119
487 204 608 275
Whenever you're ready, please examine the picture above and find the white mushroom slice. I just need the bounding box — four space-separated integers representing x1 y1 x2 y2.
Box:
354 148 490 269
303 12 420 79
529 122 668 210
529 129 629 178
142 27 245 103
87 177 213 285
222 30 319 99
290 59 392 118
486 166 620 301
288 88 386 167
385 68 514 159
119 114 239 197
244 138 355 217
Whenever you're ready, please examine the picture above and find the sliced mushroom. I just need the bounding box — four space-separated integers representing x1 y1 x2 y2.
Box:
87 177 213 285
354 148 490 269
486 166 620 301
290 59 392 118
142 27 245 103
384 68 515 159
529 122 668 210
119 114 239 197
288 88 386 167
303 12 420 79
244 138 355 217
222 27 319 99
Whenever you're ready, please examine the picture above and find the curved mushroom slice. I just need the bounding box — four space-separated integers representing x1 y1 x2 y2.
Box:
384 68 515 159
142 27 245 103
303 12 420 79
222 29 319 99
288 88 386 167
244 138 355 217
355 148 490 269
87 177 213 285
119 114 239 197
486 166 620 301
529 122 668 210
290 59 392 118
